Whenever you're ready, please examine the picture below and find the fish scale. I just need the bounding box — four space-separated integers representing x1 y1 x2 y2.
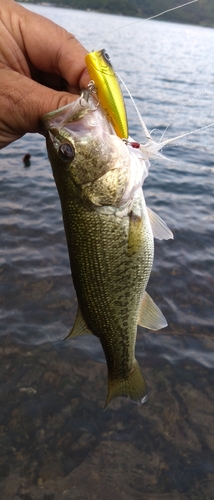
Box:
57 189 153 406
43 95 170 407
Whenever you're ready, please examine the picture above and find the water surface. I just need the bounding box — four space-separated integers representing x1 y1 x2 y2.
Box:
0 4 214 499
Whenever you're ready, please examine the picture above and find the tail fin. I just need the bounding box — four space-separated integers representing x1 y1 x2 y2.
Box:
104 360 147 409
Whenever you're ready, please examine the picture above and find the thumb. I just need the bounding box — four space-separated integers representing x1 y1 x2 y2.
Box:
0 69 89 148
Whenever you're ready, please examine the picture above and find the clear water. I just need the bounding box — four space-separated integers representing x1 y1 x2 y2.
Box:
0 4 214 499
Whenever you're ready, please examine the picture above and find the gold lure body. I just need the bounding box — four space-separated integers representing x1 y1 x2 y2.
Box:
85 49 129 139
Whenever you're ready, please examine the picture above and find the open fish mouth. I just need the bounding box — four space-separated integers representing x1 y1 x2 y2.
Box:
43 91 113 140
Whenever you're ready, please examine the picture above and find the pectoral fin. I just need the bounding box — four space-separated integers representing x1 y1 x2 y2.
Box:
147 207 173 240
64 307 92 339
138 291 167 330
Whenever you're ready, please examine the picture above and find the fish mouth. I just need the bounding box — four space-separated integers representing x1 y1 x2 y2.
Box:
42 94 150 208
42 86 151 212
42 93 95 129
42 92 114 138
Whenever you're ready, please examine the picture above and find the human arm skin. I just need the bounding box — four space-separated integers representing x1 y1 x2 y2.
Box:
0 0 90 148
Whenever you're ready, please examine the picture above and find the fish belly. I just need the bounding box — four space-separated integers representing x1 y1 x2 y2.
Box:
61 190 153 406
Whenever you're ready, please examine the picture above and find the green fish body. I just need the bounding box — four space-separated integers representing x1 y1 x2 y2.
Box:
43 94 172 407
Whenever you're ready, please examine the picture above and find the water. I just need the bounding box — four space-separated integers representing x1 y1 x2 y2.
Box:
0 4 214 499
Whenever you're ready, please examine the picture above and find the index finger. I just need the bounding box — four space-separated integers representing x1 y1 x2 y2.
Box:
12 2 90 89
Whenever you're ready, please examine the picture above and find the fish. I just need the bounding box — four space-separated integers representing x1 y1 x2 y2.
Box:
85 49 129 139
42 89 173 408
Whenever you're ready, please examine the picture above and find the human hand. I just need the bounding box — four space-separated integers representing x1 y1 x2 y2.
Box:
0 0 90 148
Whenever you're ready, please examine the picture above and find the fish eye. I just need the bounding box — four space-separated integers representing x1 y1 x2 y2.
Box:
102 49 112 66
58 142 75 162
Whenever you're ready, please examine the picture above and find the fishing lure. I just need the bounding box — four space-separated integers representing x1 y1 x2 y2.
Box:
85 49 129 139
85 3 198 141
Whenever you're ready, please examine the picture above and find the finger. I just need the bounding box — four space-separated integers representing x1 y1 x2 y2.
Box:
0 69 83 148
13 3 90 90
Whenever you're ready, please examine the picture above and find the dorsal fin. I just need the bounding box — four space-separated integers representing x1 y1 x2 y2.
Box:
138 291 167 330
147 207 173 240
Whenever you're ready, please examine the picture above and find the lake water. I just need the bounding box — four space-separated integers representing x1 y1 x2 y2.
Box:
0 3 214 499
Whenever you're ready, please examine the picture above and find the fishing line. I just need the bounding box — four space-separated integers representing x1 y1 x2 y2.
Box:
116 72 151 140
89 0 213 155
159 85 213 143
98 0 199 47
117 72 214 148
161 123 214 146
116 69 214 160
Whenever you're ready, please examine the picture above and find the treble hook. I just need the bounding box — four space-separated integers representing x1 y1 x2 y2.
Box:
79 80 100 110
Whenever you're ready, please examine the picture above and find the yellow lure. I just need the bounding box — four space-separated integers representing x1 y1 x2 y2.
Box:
85 49 129 139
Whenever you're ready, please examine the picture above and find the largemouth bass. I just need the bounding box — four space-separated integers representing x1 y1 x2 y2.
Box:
42 92 172 408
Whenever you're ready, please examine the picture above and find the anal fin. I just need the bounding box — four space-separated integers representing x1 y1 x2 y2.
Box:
64 306 92 340
138 291 167 330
